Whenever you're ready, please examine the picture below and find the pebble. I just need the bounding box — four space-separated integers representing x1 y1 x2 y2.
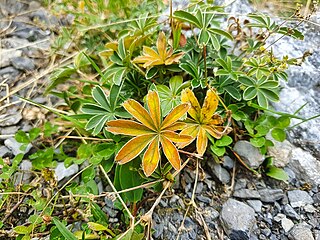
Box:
207 161 231 184
304 204 316 213
220 198 256 239
234 178 247 190
288 190 314 208
258 189 285 203
0 145 11 157
4 138 32 155
283 204 300 220
0 112 23 127
222 155 235 169
246 200 262 213
11 57 36 71
312 192 320 204
289 223 315 240
0 66 21 82
233 140 264 169
233 189 261 199
267 139 293 167
0 50 22 68
54 162 79 181
288 148 320 186
281 217 294 233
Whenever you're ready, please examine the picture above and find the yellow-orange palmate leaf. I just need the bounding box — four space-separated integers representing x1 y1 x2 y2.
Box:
180 88 232 156
133 32 184 68
107 90 192 176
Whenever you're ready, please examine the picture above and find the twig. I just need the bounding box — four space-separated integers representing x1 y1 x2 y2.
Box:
2 195 26 223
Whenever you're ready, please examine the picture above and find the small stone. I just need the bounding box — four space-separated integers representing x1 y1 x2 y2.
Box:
0 112 22 127
283 204 300 220
312 192 320 204
267 139 293 167
288 148 320 186
233 140 264 169
195 182 204 194
0 50 22 68
196 195 211 204
19 160 32 182
274 213 286 222
246 200 262 213
207 161 230 184
220 198 256 239
233 189 261 199
304 204 316 213
222 155 235 169
235 178 247 190
288 190 314 208
0 66 21 82
282 218 294 233
0 145 11 157
4 138 32 155
0 126 19 136
11 57 36 71
54 162 79 181
259 189 284 203
289 223 314 240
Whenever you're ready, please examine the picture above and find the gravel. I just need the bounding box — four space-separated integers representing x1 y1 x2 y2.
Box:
288 190 314 208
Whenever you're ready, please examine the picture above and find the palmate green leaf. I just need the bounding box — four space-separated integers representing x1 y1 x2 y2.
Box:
215 135 233 147
257 91 268 108
210 144 225 157
260 89 279 102
243 87 257 100
92 86 111 110
174 10 201 28
224 85 241 101
208 28 233 41
52 217 77 240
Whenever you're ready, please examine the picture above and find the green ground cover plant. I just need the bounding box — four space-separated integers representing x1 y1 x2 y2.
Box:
1 0 319 239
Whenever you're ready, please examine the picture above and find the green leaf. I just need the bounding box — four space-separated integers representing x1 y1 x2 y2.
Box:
215 135 233 147
109 83 122 111
52 217 77 240
243 87 257 100
29 128 40 141
87 222 108 231
271 128 286 142
174 10 201 28
210 145 225 157
119 159 144 203
92 86 111 111
266 166 289 181
250 137 266 148
91 202 108 225
276 116 290 129
169 76 183 94
14 225 32 235
208 28 233 40
77 144 93 159
82 166 95 183
74 52 91 69
224 85 241 101
15 130 29 143
257 91 268 108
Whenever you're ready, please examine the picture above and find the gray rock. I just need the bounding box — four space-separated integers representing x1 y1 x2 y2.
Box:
222 155 235 169
288 190 314 208
282 218 294 233
19 160 32 181
233 189 261 199
283 204 300 220
54 162 79 181
4 138 31 155
0 126 19 136
258 189 284 203
220 198 256 239
234 178 247 190
0 112 22 127
289 223 315 240
0 50 22 68
288 148 320 186
304 204 316 213
0 66 21 82
0 145 11 157
207 161 230 184
1 37 30 49
233 140 264 169
267 139 293 167
312 192 320 204
246 200 262 213
11 57 36 71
